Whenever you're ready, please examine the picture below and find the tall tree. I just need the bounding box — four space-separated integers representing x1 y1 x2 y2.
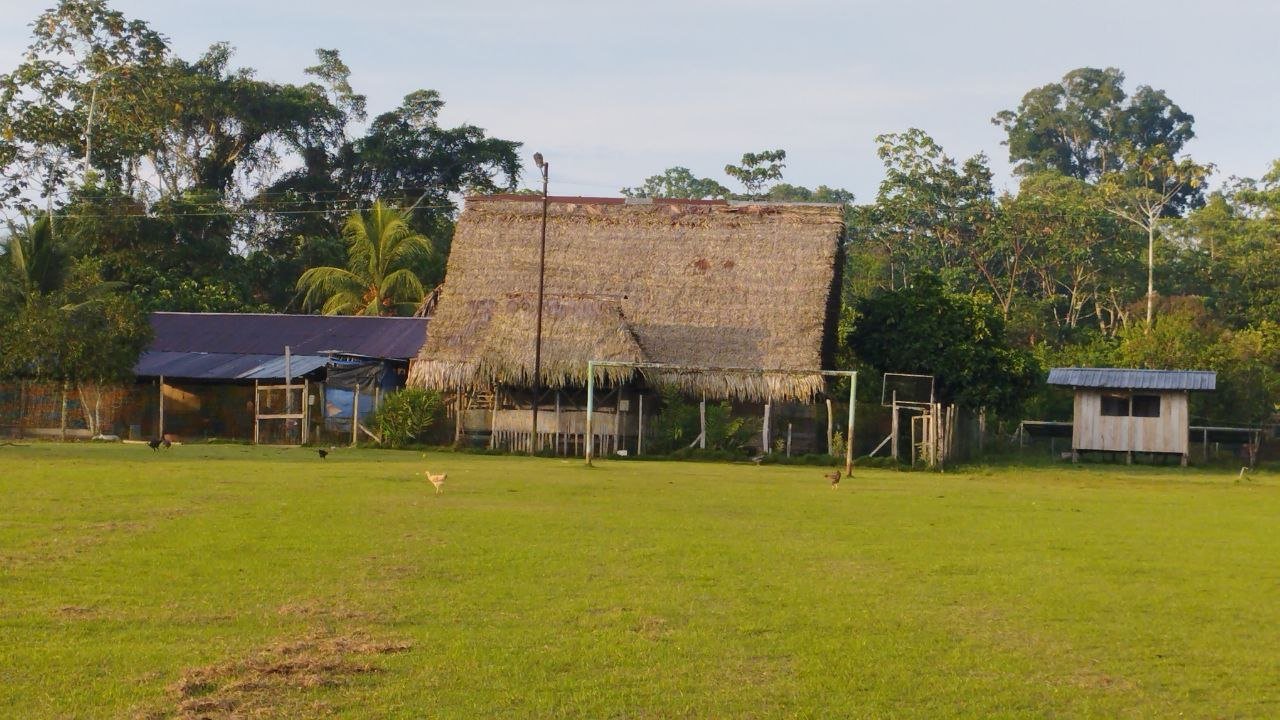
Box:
724 149 786 199
621 167 729 199
994 67 1201 214
1099 145 1212 327
296 202 432 316
860 129 995 291
847 274 1040 413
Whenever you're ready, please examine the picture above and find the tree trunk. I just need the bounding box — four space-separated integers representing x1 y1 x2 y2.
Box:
1146 220 1156 330
59 382 68 442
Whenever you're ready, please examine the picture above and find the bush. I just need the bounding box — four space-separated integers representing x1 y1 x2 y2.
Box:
646 389 760 454
372 388 443 448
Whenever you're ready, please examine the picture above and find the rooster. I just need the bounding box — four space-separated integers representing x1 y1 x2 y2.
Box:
425 470 446 494
317 449 329 460
824 470 842 489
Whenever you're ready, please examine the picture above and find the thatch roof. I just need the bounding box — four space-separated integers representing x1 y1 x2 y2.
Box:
408 196 845 400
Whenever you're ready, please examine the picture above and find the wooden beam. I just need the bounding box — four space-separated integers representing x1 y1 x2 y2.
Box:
252 379 259 445
845 373 857 476
351 380 360 448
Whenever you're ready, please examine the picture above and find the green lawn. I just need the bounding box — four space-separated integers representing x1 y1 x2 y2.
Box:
1 444 1278 718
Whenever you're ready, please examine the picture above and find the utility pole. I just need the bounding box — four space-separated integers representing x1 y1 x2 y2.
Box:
531 152 550 452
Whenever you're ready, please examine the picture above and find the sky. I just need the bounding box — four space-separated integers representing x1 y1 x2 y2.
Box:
2 0 1277 200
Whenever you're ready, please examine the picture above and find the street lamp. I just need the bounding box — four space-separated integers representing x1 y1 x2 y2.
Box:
530 152 549 452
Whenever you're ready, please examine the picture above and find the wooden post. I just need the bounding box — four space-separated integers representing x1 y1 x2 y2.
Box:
351 380 360 448
637 392 645 456
613 389 622 456
890 392 899 461
826 397 834 456
585 361 595 465
555 390 562 456
252 379 259 444
762 401 772 454
1202 427 1209 463
845 372 856 476
60 381 68 442
786 422 792 457
302 379 310 445
158 376 166 440
698 394 706 450
489 386 499 449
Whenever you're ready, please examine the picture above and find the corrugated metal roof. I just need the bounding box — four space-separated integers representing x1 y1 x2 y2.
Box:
1047 367 1217 391
148 313 428 359
136 352 329 380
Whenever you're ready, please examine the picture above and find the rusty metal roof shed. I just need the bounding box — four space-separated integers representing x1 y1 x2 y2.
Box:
147 312 427 359
1047 367 1217 391
134 313 428 381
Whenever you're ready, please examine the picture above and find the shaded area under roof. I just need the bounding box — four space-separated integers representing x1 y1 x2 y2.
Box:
148 312 428 360
1047 368 1217 391
136 352 329 381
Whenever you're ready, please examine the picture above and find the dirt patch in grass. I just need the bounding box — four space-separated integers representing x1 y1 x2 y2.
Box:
144 633 411 719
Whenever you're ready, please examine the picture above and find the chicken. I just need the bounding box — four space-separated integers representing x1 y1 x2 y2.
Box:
317 449 329 460
148 439 162 451
824 470 842 489
425 470 446 494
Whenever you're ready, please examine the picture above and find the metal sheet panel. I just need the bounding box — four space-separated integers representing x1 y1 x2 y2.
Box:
148 313 428 360
1047 367 1216 391
135 352 329 380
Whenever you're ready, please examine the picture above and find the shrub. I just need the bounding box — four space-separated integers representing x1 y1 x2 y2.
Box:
372 388 443 448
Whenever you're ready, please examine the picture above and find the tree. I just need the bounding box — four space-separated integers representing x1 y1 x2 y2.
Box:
994 68 1194 180
1168 165 1280 328
1 214 66 306
1116 297 1280 425
990 172 1137 336
724 149 786 199
859 129 996 291
1099 145 1212 327
296 202 432 316
847 274 1040 413
621 167 729 199
0 253 149 437
0 0 170 205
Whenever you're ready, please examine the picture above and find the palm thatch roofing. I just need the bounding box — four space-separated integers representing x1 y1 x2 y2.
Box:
408 196 845 401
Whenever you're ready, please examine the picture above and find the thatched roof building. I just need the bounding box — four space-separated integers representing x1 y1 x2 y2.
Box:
408 196 845 401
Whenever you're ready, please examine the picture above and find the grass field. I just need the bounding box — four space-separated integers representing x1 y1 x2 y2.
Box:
2 443 1278 718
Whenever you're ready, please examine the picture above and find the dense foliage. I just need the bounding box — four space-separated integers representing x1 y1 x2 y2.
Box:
371 388 443 447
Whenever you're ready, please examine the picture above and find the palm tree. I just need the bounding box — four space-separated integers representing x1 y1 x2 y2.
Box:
296 202 433 316
1 214 65 308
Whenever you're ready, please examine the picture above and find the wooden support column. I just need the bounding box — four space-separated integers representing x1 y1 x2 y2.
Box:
762 400 771 453
826 397 834 456
302 379 310 445
252 379 259 444
698 394 706 450
613 389 622 456
351 380 360 447
490 386 499 449
60 382 69 442
585 361 595 465
637 393 645 457
890 392 899 461
845 373 857 476
158 375 166 440
555 390 562 456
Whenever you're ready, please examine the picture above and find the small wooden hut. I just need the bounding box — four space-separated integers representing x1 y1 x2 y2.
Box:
1047 367 1217 465
408 195 846 454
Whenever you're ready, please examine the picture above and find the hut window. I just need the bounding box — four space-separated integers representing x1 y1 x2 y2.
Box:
1100 394 1129 417
1131 394 1161 418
